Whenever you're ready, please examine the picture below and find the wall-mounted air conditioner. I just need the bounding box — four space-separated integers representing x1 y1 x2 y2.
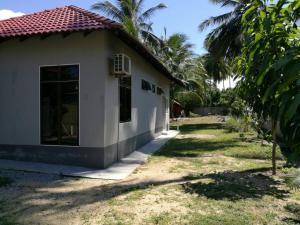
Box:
113 54 132 77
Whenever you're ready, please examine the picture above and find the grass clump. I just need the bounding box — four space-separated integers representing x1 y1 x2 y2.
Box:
223 143 284 160
148 213 173 225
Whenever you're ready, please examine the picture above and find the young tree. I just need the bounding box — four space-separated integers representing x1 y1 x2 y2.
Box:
239 0 300 174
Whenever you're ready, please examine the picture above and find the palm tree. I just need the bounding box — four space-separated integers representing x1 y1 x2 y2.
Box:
199 0 252 59
92 0 166 43
203 53 230 90
184 57 211 103
160 32 194 79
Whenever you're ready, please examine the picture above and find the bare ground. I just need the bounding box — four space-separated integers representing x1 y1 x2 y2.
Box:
0 116 299 225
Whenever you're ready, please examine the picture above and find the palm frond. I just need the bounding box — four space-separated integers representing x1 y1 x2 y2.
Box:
139 3 167 22
92 1 123 21
123 16 139 37
199 12 233 31
221 0 240 7
208 0 238 5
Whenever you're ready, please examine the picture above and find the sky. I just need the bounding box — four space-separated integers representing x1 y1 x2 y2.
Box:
0 0 231 55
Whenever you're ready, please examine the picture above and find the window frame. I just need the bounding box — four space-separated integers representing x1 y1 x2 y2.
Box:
39 63 80 147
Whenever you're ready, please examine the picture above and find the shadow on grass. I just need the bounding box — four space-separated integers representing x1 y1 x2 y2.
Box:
175 123 223 133
181 167 289 201
155 138 242 158
0 167 291 224
283 203 300 224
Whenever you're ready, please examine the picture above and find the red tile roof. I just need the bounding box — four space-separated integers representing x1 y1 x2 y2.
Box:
0 5 121 38
0 6 182 85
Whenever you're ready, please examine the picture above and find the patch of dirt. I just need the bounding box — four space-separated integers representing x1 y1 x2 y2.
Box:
176 134 217 140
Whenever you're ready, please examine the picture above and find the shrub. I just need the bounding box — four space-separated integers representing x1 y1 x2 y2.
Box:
225 118 242 132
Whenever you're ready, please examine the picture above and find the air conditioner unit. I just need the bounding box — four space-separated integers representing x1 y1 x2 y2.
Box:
113 54 132 77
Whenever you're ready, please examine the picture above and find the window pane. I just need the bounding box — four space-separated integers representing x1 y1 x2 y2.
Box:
41 65 79 146
40 67 60 82
120 77 131 123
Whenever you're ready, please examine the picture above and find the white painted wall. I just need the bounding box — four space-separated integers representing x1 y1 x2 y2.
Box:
0 32 107 147
104 32 170 147
0 31 170 149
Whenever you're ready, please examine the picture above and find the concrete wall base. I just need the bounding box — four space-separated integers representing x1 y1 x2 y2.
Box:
0 128 163 169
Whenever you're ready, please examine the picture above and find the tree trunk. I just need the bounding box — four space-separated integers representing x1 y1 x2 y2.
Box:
272 142 277 175
271 124 277 175
170 99 174 119
223 80 225 90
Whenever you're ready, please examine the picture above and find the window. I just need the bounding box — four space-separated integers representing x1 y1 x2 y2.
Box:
141 79 151 91
40 65 79 146
157 87 164 95
152 84 156 93
119 77 132 123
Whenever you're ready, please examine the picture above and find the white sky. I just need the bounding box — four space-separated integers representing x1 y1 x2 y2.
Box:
217 77 239 90
0 9 24 20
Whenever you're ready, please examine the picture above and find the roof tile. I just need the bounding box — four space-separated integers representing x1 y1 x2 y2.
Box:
0 5 121 38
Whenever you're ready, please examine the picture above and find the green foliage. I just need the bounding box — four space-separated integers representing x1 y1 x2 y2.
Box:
225 117 252 133
203 53 230 83
175 91 202 116
200 0 252 60
239 0 300 163
230 98 246 118
225 118 243 132
92 0 166 42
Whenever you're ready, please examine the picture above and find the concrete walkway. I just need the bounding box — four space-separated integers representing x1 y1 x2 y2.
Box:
0 130 179 180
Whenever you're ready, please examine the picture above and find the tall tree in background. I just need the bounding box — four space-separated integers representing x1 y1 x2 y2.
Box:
203 53 229 90
92 0 166 43
161 33 194 79
199 0 251 60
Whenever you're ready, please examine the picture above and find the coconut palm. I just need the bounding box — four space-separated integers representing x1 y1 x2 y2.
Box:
160 32 194 79
203 53 229 89
92 0 166 43
199 0 252 59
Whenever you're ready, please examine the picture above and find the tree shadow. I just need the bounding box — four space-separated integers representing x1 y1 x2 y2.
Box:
155 138 242 158
177 123 223 133
0 167 292 223
283 203 300 224
181 168 289 201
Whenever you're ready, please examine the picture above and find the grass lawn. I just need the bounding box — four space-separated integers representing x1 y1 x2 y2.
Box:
0 116 299 225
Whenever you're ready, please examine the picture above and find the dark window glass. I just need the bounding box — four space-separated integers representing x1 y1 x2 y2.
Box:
152 84 156 93
141 79 151 91
120 77 131 123
41 65 79 146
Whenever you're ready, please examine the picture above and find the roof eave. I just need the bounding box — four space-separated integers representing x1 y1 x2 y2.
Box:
111 28 184 87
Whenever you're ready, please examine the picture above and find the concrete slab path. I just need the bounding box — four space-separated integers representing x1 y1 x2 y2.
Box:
0 130 178 180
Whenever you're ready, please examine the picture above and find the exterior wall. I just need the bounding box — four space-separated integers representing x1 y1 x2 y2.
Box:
104 32 170 160
0 32 108 167
0 31 170 168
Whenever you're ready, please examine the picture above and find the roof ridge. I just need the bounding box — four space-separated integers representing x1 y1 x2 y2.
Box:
0 6 72 23
67 5 121 28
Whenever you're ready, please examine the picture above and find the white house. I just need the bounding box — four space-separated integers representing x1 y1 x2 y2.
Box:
0 6 181 168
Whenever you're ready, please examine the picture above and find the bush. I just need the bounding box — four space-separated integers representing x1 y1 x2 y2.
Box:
175 91 202 117
225 118 242 132
225 116 252 133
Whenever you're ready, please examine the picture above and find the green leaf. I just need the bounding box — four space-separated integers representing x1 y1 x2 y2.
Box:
285 93 300 123
262 79 280 103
